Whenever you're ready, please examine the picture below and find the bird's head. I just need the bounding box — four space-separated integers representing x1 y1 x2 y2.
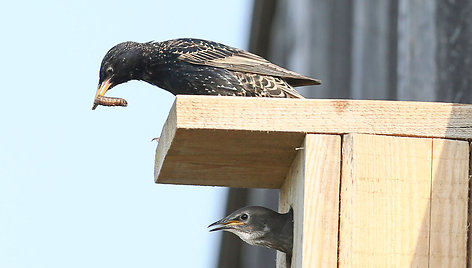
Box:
209 206 258 234
95 41 146 99
208 206 293 253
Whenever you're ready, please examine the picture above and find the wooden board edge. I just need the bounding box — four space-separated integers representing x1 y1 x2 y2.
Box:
278 134 341 268
154 101 178 183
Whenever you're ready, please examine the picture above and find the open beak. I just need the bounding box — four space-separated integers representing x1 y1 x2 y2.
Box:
92 78 112 110
95 78 113 98
208 219 244 232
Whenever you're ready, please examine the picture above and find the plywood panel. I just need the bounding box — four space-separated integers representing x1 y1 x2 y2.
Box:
278 134 341 268
339 134 432 267
429 139 469 267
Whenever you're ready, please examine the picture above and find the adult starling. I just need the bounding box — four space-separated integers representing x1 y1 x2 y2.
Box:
93 38 321 109
208 206 293 255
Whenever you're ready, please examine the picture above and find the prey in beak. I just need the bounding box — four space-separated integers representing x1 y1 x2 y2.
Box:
92 78 112 110
92 78 127 110
95 78 113 99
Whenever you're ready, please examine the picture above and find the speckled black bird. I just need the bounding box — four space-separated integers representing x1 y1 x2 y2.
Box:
94 38 321 108
208 206 293 255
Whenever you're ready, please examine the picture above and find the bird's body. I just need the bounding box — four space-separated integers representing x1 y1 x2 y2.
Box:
94 38 321 108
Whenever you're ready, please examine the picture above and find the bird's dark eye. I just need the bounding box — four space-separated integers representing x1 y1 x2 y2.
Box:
240 214 248 220
106 67 114 75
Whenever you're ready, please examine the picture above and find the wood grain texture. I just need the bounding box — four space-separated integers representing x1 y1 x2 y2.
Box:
155 129 304 188
154 102 177 181
174 96 472 139
430 139 468 267
278 141 304 268
339 134 433 267
468 143 472 268
155 96 472 186
278 134 341 268
339 134 469 267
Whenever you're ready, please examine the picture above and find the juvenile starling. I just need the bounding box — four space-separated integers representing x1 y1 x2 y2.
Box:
93 38 321 109
208 206 293 255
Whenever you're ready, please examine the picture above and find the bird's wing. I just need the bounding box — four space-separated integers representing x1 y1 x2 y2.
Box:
167 39 321 87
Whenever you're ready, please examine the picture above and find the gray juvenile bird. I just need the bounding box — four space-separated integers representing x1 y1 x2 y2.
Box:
93 38 321 109
208 206 293 255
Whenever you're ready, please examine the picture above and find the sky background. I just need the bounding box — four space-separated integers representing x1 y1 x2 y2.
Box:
0 1 252 267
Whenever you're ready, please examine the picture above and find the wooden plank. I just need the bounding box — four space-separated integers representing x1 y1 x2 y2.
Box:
155 129 304 188
154 101 177 182
173 96 472 139
429 139 468 267
278 140 305 268
468 143 472 268
278 134 341 268
339 134 432 267
155 96 472 186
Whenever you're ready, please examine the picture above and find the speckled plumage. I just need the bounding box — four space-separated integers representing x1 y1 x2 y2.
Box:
96 38 321 100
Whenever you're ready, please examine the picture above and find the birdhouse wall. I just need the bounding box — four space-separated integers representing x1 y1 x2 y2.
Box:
154 96 472 268
277 134 341 268
277 133 469 268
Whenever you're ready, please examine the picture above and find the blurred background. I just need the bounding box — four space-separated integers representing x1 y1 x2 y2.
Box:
1 0 471 267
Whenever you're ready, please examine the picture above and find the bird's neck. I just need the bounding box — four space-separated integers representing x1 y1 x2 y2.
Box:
138 42 176 90
264 211 293 253
258 229 293 253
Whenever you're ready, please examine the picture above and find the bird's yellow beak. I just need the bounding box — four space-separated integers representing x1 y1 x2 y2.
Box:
223 220 244 226
208 219 244 232
95 78 113 98
92 78 113 110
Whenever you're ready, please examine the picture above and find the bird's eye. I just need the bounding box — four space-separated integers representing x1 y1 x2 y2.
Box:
106 67 114 75
240 214 248 220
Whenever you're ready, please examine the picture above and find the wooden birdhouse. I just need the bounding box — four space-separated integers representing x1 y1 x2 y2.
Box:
154 96 471 268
